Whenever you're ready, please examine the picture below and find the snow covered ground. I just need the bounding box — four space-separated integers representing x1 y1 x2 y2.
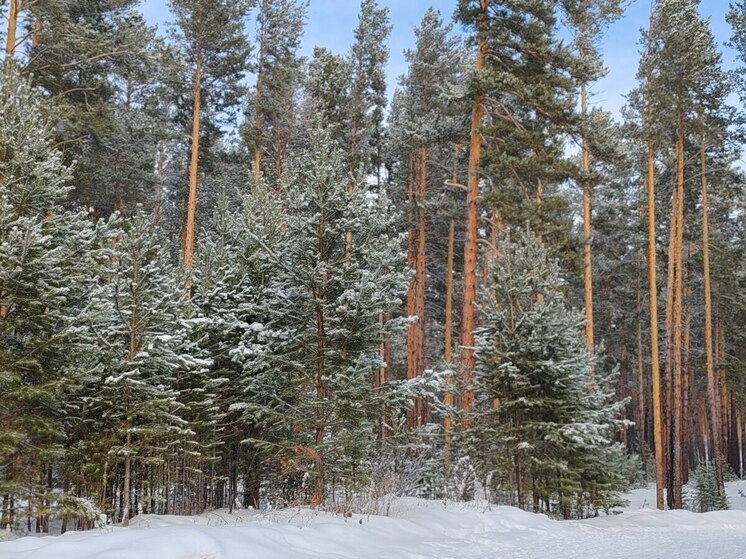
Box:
3 482 746 559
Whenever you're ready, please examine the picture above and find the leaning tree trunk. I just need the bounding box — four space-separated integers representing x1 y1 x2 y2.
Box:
183 50 203 282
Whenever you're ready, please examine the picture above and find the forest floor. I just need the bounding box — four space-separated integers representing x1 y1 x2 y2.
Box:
2 481 746 558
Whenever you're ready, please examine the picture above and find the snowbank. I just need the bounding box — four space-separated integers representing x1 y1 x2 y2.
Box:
3 482 746 558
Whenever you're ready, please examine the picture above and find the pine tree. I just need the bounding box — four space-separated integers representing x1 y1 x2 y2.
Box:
471 229 628 517
305 47 352 149
246 0 307 182
456 0 579 410
641 0 730 508
191 184 284 509
20 1 160 214
349 0 391 182
168 0 252 274
0 70 98 530
561 0 625 353
243 124 410 507
396 8 463 428
73 213 209 525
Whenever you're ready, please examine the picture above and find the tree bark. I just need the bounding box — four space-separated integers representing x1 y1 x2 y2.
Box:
671 108 685 509
415 146 428 425
579 42 594 355
122 431 132 526
636 271 646 472
700 131 725 495
4 0 18 59
252 44 265 181
405 151 418 429
183 50 203 280
444 219 455 449
461 0 488 412
645 73 665 510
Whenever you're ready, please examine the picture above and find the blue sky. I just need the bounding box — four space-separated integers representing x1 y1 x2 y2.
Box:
140 0 739 118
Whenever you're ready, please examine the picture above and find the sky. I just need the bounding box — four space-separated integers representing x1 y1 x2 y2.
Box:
140 0 740 119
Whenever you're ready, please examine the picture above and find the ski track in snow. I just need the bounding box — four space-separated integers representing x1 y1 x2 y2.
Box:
2 482 746 559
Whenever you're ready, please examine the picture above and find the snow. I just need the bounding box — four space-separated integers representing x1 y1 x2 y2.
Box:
3 482 746 559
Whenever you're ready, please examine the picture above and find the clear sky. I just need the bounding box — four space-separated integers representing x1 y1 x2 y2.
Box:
140 0 739 119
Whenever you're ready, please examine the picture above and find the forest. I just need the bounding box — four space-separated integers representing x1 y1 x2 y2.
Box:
0 0 745 536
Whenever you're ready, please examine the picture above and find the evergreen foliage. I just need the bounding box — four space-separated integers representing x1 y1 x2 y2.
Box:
0 0 743 534
470 230 629 517
0 69 99 527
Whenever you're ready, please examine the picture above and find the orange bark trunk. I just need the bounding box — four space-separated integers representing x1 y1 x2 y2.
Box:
183 51 203 280
460 0 488 412
701 132 724 494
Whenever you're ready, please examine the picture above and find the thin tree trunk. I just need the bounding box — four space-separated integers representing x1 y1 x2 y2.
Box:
579 45 594 355
252 47 265 180
416 146 428 425
122 431 132 526
737 411 743 478
406 150 418 429
4 0 18 59
312 214 327 507
663 164 679 508
461 0 488 412
682 267 692 485
636 272 646 472
645 72 665 510
444 219 455 449
700 132 724 495
671 113 684 509
183 51 203 280
32 17 41 48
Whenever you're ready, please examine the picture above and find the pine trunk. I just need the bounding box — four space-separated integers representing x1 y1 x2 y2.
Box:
645 81 665 510
415 146 428 425
183 51 203 277
406 151 418 429
4 0 17 59
461 0 487 412
444 219 455 449
122 431 132 526
636 272 646 472
253 52 265 180
700 132 725 495
580 69 594 355
671 113 685 509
